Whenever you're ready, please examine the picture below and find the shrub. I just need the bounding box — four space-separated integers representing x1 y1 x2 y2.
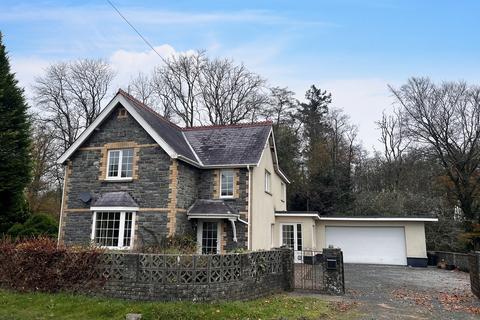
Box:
7 214 58 238
0 236 104 293
141 234 197 254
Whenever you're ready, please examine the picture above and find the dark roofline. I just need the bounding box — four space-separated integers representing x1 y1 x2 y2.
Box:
117 89 184 131
182 121 273 131
118 89 273 132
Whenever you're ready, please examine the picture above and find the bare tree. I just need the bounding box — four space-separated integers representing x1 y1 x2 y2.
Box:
390 77 480 222
33 63 81 151
150 52 267 126
200 58 268 125
27 121 59 213
152 51 205 127
128 72 154 105
263 86 297 124
33 59 115 151
67 59 114 127
376 109 410 191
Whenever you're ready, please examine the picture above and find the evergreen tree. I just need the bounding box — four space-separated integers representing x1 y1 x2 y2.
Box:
273 123 303 209
296 86 333 212
0 32 32 234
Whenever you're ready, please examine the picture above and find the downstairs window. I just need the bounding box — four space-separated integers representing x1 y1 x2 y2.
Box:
92 211 135 248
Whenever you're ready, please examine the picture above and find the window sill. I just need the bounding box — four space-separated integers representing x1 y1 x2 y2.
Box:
220 195 234 199
96 245 132 251
104 178 133 182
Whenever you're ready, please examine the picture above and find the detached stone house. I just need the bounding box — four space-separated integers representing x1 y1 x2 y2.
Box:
57 89 436 266
57 89 288 253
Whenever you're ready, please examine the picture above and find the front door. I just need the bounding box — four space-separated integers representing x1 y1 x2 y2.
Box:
281 223 303 263
197 221 221 254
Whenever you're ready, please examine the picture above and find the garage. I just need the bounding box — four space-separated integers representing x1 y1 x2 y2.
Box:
325 226 407 265
275 214 438 267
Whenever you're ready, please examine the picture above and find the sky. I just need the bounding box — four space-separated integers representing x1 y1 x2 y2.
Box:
2 0 480 151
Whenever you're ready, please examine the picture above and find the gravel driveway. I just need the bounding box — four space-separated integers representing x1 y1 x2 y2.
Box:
343 264 480 319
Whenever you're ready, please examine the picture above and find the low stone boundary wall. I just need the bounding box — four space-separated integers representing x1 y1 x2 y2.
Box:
430 251 471 271
469 253 480 299
97 249 294 301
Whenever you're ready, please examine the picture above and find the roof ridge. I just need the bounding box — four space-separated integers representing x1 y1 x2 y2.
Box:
117 89 273 132
117 89 183 131
182 121 273 131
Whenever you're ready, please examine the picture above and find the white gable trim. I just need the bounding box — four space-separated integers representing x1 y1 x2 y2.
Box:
57 94 180 164
256 129 290 183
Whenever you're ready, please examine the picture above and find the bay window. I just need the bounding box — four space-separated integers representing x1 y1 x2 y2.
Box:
91 211 135 248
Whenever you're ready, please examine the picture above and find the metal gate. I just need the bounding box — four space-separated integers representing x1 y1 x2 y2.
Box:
294 250 324 292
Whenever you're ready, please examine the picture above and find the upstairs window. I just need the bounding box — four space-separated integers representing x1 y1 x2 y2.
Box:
220 169 234 198
107 149 133 179
265 170 272 194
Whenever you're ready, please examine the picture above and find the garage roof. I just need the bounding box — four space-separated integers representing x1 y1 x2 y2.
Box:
319 216 438 222
274 212 438 222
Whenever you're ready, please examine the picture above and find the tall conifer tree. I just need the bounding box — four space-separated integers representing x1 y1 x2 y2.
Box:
0 32 31 233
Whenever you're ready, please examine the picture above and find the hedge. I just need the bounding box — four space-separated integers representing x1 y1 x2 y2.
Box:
0 237 104 293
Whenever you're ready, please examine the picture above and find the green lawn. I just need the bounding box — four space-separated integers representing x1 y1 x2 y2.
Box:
0 289 355 320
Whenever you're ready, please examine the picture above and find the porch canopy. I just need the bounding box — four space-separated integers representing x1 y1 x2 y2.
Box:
187 199 246 242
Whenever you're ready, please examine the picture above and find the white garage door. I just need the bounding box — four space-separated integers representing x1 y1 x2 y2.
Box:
325 227 407 265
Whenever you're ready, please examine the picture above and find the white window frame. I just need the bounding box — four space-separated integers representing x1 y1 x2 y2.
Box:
196 220 221 254
91 210 136 250
280 223 303 263
281 182 286 202
265 169 272 194
106 149 134 181
219 169 234 199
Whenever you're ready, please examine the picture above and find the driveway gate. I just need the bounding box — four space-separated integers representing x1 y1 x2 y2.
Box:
293 249 345 295
294 250 324 291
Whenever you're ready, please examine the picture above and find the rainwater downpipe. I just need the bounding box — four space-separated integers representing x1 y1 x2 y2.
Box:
247 164 252 250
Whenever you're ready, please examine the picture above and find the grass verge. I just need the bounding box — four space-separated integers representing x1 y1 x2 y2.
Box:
0 289 355 320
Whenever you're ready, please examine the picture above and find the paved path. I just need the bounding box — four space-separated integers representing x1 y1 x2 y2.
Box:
293 264 480 319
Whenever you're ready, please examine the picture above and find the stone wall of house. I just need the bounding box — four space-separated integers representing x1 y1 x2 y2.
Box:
223 221 248 251
175 161 200 235
198 168 249 251
62 212 92 246
96 249 294 301
61 107 181 248
60 105 251 251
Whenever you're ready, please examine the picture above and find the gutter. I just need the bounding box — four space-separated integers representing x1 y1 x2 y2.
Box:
318 217 439 222
274 213 321 220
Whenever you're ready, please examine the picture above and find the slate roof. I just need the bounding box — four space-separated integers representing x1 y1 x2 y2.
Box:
118 89 273 167
119 90 198 163
92 192 138 208
187 199 239 217
183 124 271 166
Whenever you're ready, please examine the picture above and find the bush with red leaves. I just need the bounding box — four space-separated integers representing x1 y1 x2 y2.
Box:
0 236 105 293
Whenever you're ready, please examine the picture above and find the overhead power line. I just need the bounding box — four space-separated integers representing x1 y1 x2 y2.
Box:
106 0 166 62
